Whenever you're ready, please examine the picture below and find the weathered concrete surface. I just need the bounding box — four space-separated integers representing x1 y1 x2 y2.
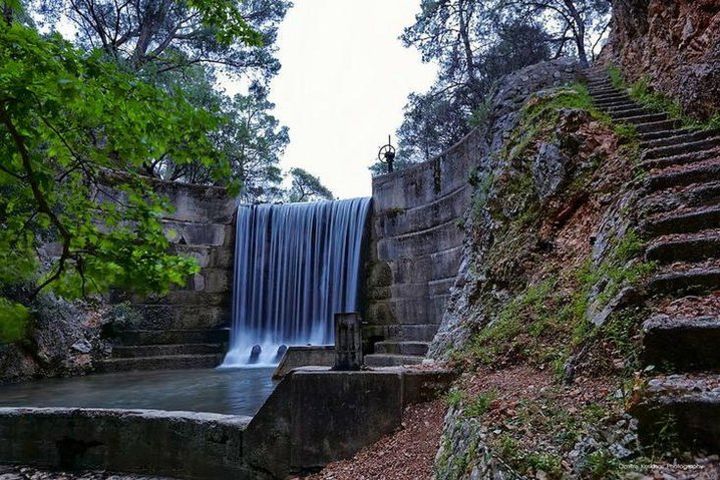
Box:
272 346 335 379
0 368 453 479
365 132 479 345
244 367 454 478
0 408 259 480
125 180 237 332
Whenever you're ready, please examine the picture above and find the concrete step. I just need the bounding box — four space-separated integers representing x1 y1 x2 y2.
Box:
112 343 225 358
645 206 720 237
373 341 429 356
630 374 720 452
114 328 230 346
634 119 682 134
645 161 720 193
648 267 720 296
641 129 719 150
647 232 720 264
642 136 720 161
95 354 224 373
384 324 440 342
643 315 720 371
638 148 718 171
364 354 424 367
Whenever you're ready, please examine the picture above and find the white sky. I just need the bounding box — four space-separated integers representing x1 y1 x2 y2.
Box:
251 0 437 199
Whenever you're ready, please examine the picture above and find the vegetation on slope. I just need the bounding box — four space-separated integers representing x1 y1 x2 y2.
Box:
435 83 663 479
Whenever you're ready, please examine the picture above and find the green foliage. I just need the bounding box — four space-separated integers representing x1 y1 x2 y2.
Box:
0 297 29 343
464 390 496 417
288 168 334 203
0 21 218 318
186 0 263 47
445 388 465 408
608 66 720 131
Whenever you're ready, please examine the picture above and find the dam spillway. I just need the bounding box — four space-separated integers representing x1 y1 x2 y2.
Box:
222 198 372 367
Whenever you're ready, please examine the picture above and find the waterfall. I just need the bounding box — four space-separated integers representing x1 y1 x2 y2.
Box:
220 198 372 367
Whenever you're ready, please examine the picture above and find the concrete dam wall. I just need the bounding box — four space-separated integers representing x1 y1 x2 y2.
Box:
364 128 483 348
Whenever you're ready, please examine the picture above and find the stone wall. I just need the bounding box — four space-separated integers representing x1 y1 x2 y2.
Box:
364 129 482 344
123 180 237 331
607 0 720 119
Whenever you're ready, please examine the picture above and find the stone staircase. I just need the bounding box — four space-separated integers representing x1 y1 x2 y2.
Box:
587 71 720 452
363 324 437 367
96 328 229 373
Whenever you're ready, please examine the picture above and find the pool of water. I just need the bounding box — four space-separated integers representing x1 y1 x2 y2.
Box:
0 367 277 416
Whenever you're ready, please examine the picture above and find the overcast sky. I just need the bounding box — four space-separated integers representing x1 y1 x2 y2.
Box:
248 0 437 199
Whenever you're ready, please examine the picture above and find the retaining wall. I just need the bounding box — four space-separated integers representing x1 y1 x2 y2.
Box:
364 129 483 343
119 180 237 331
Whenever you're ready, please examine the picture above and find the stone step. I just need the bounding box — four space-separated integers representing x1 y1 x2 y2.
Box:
95 354 224 373
643 316 720 371
645 161 720 192
644 206 720 237
604 102 642 114
622 112 668 126
593 93 632 104
642 136 720 161
112 343 225 358
639 128 694 142
634 119 682 134
630 374 720 452
114 328 230 346
641 129 719 150
373 341 429 356
593 99 637 111
610 107 652 120
589 87 621 96
638 148 718 171
648 267 720 296
364 354 424 367
646 233 720 263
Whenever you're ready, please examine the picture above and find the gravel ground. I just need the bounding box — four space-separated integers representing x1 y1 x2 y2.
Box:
301 400 446 480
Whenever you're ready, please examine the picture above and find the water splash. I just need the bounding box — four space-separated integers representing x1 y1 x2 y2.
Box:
220 198 371 368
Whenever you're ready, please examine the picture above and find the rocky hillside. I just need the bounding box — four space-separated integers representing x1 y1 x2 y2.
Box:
607 0 720 120
423 11 720 473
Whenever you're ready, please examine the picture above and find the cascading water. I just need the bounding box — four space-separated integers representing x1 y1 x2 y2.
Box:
220 197 372 367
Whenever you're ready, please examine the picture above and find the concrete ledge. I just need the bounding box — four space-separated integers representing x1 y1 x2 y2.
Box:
272 345 335 379
244 367 454 477
0 408 258 480
0 368 453 479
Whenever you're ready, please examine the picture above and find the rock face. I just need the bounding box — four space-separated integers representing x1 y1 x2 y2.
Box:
607 0 720 119
0 296 111 383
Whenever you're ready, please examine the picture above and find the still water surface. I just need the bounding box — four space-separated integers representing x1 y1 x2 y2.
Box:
0 367 276 416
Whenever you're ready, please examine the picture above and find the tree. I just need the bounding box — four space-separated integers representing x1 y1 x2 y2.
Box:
387 6 553 170
0 16 233 341
287 168 334 203
498 0 611 67
34 0 291 188
37 0 289 77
